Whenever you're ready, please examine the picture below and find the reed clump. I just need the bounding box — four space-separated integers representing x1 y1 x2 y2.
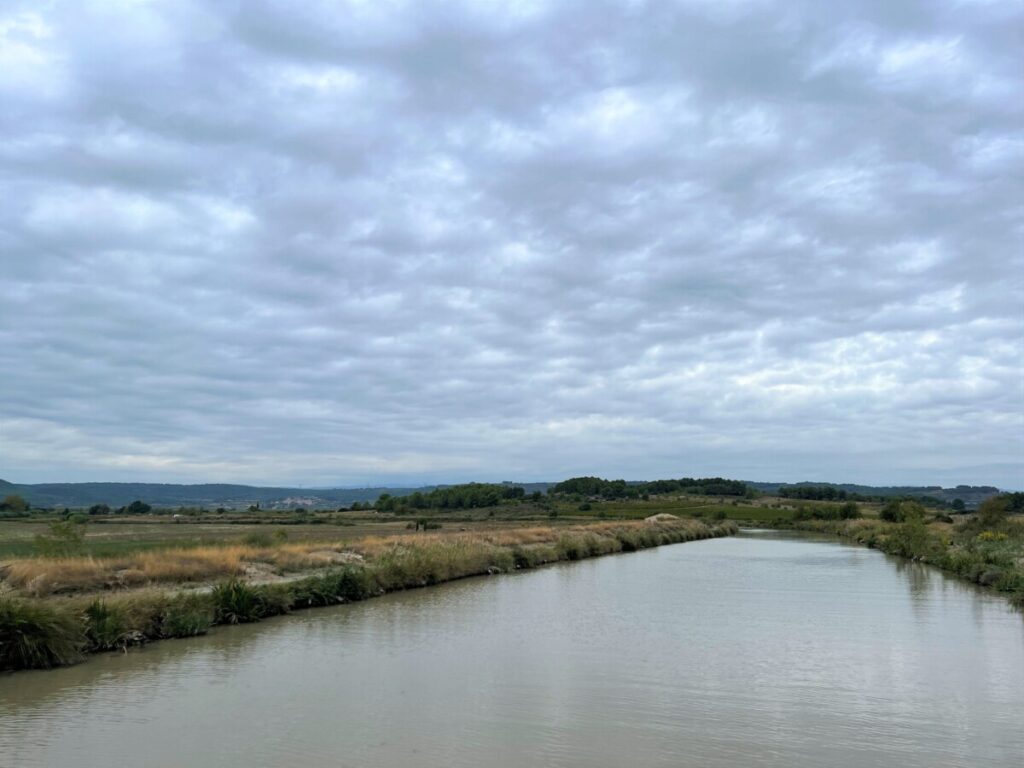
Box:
0 597 85 670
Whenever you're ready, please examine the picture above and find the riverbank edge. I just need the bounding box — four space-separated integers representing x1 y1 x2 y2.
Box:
751 519 1024 610
1 519 737 672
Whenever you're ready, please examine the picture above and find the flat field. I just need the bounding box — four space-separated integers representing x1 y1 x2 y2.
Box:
0 495 871 560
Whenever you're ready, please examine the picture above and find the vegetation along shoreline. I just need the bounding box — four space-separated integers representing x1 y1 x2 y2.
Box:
0 519 736 673
755 496 1024 610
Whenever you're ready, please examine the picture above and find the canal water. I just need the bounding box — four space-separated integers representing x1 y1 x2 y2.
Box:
1 530 1021 767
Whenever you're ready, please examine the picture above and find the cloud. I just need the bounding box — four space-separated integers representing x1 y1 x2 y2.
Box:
1 0 1021 488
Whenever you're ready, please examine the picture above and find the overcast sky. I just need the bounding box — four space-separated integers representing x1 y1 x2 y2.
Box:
1 0 1022 489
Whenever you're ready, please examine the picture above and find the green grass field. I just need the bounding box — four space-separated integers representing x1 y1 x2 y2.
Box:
0 495 870 560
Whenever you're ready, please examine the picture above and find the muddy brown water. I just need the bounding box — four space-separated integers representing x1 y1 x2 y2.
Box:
1 530 1021 767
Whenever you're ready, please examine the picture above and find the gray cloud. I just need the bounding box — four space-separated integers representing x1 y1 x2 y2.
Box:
1 0 1021 488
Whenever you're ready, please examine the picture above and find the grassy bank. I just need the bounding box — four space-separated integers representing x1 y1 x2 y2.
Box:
0 519 735 672
775 512 1024 609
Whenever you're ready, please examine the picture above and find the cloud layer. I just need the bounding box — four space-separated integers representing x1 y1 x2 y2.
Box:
1 0 1022 487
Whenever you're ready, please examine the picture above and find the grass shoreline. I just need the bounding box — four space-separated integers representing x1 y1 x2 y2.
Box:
758 518 1024 610
1 519 736 672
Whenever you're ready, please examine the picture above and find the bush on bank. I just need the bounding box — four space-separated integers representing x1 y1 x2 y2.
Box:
0 520 736 672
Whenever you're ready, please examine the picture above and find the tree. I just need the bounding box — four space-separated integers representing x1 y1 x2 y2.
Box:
125 500 152 515
1 494 29 513
951 499 965 512
840 501 861 519
1002 492 1024 514
976 496 1008 529
880 499 925 523
879 499 902 522
88 503 111 516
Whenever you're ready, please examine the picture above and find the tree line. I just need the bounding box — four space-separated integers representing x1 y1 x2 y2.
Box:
550 476 749 499
373 483 532 512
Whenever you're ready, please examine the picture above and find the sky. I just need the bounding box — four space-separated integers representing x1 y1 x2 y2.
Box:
1 0 1022 489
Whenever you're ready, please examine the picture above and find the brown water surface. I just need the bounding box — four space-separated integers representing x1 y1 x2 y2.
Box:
1 530 1021 767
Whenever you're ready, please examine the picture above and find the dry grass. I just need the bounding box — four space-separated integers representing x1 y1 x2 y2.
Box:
2 543 354 596
1 519 727 597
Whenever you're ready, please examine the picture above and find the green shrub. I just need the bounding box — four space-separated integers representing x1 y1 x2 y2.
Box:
161 594 214 638
212 579 264 624
255 584 293 617
0 598 84 670
83 600 130 651
291 567 373 607
558 535 582 561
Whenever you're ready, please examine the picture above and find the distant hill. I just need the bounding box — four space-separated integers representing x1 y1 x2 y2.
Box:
745 481 1001 507
0 475 1004 510
0 479 553 509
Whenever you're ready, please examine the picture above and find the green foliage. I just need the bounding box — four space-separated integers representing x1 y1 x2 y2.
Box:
879 500 926 523
290 567 373 608
778 485 850 501
211 579 293 624
376 483 525 512
34 519 87 557
124 500 152 515
160 594 214 638
1 494 29 513
840 501 861 519
83 600 131 651
977 496 1009 529
552 476 748 500
255 584 293 617
0 598 84 670
211 579 265 624
88 503 112 515
883 516 937 559
793 502 861 522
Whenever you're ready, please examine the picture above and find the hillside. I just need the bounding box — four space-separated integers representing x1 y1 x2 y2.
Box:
0 479 553 509
0 476 1003 510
